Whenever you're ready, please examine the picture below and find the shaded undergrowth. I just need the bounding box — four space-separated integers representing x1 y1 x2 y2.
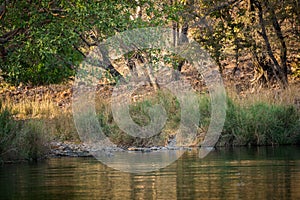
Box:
0 101 49 163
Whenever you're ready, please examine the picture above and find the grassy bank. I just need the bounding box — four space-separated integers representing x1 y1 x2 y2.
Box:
221 86 300 146
0 86 300 162
221 99 300 146
94 88 300 147
0 101 49 163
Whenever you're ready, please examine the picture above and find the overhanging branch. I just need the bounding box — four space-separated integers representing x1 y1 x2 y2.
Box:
0 28 22 44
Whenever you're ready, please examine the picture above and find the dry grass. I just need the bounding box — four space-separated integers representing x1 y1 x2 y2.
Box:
1 96 79 142
1 81 299 149
228 83 300 107
3 95 59 119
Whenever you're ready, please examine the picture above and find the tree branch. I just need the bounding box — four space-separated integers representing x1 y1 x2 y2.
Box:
73 45 86 58
0 1 6 20
74 30 97 47
0 28 22 44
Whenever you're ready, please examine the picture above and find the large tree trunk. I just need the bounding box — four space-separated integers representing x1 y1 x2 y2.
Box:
263 0 288 84
127 2 160 90
97 44 122 79
177 22 189 72
254 1 288 87
78 30 123 80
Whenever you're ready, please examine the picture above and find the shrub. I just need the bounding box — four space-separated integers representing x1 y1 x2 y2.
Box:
94 91 181 147
0 102 20 161
0 102 49 162
17 121 49 161
222 99 300 146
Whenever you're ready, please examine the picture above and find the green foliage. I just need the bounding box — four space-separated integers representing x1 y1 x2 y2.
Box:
95 90 181 147
0 102 19 158
0 0 192 85
222 99 300 146
1 0 298 85
0 0 146 85
1 1 83 84
17 121 49 161
0 103 48 162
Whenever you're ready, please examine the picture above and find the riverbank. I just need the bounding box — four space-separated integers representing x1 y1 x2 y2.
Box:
0 76 300 163
48 140 194 158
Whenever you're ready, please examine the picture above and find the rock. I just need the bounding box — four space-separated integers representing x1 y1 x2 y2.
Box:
167 146 179 150
142 148 151 153
49 141 192 158
166 134 176 147
128 147 137 151
150 147 159 151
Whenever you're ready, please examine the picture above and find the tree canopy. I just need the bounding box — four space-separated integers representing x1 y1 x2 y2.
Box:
0 0 299 87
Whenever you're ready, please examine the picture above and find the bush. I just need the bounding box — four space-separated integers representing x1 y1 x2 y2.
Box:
17 121 49 161
0 102 49 162
221 99 300 146
1 61 75 86
0 102 19 160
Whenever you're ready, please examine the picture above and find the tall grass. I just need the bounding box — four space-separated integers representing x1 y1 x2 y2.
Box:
221 99 300 146
86 88 300 147
0 101 49 163
2 98 79 141
94 90 181 147
1 84 299 161
220 85 300 146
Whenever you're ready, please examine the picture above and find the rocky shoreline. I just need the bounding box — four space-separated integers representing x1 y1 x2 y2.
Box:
49 141 193 158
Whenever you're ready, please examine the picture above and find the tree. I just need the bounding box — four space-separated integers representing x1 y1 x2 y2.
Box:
180 0 298 88
1 0 298 87
0 0 139 85
251 0 288 87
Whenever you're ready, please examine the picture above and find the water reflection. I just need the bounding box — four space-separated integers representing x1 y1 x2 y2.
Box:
1 146 300 199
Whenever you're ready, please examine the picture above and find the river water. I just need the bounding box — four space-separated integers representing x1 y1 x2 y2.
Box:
1 146 300 199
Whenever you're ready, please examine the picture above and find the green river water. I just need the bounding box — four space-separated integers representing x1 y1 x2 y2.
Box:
1 146 300 199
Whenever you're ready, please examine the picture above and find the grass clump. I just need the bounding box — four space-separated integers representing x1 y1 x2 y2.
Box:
3 98 79 142
0 101 49 163
221 99 300 146
95 90 181 147
95 89 300 147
